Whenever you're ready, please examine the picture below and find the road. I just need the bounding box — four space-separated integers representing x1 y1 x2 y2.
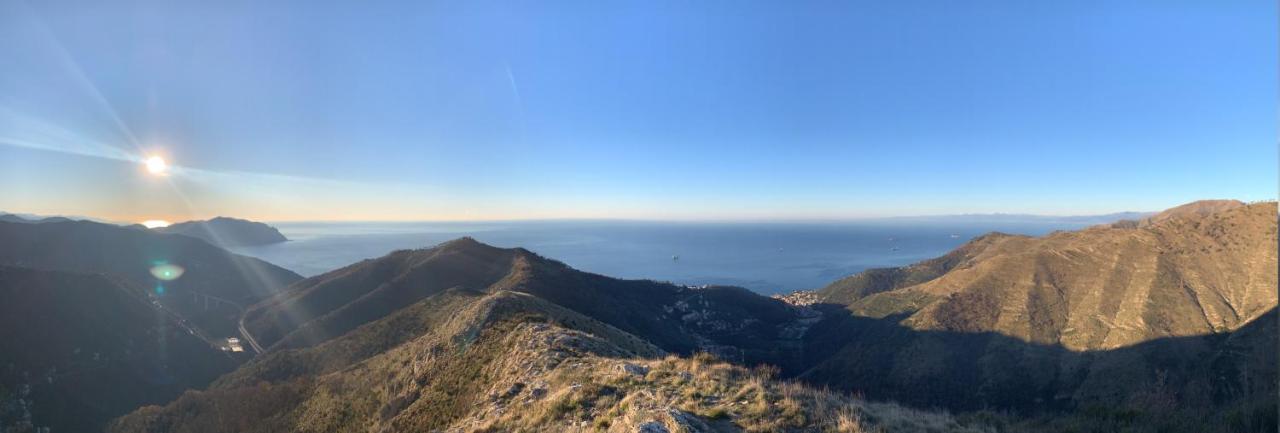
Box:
108 277 237 359
237 310 266 354
199 292 266 354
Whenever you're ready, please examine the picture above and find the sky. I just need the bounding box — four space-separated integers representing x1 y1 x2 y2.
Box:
0 0 1275 223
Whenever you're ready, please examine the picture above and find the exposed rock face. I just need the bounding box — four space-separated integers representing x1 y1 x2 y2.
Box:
159 216 288 247
619 362 650 377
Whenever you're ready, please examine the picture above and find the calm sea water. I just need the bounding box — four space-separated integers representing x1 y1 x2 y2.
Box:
228 219 1095 295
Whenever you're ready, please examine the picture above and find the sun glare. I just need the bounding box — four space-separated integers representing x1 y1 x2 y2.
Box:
141 219 171 229
144 155 168 175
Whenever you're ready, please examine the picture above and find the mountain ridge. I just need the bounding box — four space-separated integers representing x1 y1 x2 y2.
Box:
112 277 984 433
823 200 1276 351
0 219 301 337
15 198 1268 432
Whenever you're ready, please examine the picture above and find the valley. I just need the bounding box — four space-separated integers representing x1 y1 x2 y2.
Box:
0 200 1274 432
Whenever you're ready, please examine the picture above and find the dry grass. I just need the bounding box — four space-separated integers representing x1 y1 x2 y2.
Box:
463 343 989 433
112 290 994 433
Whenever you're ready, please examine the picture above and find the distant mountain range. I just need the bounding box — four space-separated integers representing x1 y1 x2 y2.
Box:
876 210 1156 224
0 213 289 247
0 214 77 224
0 200 1273 432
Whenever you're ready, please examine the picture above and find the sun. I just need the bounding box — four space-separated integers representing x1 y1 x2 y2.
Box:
144 155 168 175
141 219 171 229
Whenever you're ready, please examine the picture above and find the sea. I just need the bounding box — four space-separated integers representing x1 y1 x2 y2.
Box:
227 218 1106 296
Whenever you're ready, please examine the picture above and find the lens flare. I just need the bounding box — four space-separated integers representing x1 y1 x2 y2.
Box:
149 263 185 281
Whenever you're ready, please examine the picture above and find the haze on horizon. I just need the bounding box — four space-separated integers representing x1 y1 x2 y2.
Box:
1 1 1274 223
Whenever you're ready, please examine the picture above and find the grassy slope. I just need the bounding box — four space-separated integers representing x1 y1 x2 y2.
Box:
799 201 1278 430
243 237 804 367
111 290 987 433
110 200 1279 432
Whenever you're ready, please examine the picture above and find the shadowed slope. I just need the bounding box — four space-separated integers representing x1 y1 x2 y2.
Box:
242 237 521 349
243 237 806 368
801 306 1276 432
0 220 302 336
111 290 984 433
0 266 238 433
796 200 1277 429
107 199 1279 432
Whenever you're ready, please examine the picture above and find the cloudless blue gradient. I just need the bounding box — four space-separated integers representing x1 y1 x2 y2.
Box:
0 0 1274 221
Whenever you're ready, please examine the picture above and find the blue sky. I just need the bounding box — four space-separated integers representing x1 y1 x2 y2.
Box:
0 0 1274 222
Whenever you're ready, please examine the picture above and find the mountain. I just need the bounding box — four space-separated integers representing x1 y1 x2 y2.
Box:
241 237 807 368
815 233 1007 306
159 217 288 247
1139 199 1249 224
112 285 983 433
821 200 1275 350
0 213 75 224
878 211 1156 225
107 200 1276 432
113 238 984 432
0 266 238 433
799 200 1277 429
0 219 302 337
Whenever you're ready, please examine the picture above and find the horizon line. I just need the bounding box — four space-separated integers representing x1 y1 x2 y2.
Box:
7 199 1273 226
